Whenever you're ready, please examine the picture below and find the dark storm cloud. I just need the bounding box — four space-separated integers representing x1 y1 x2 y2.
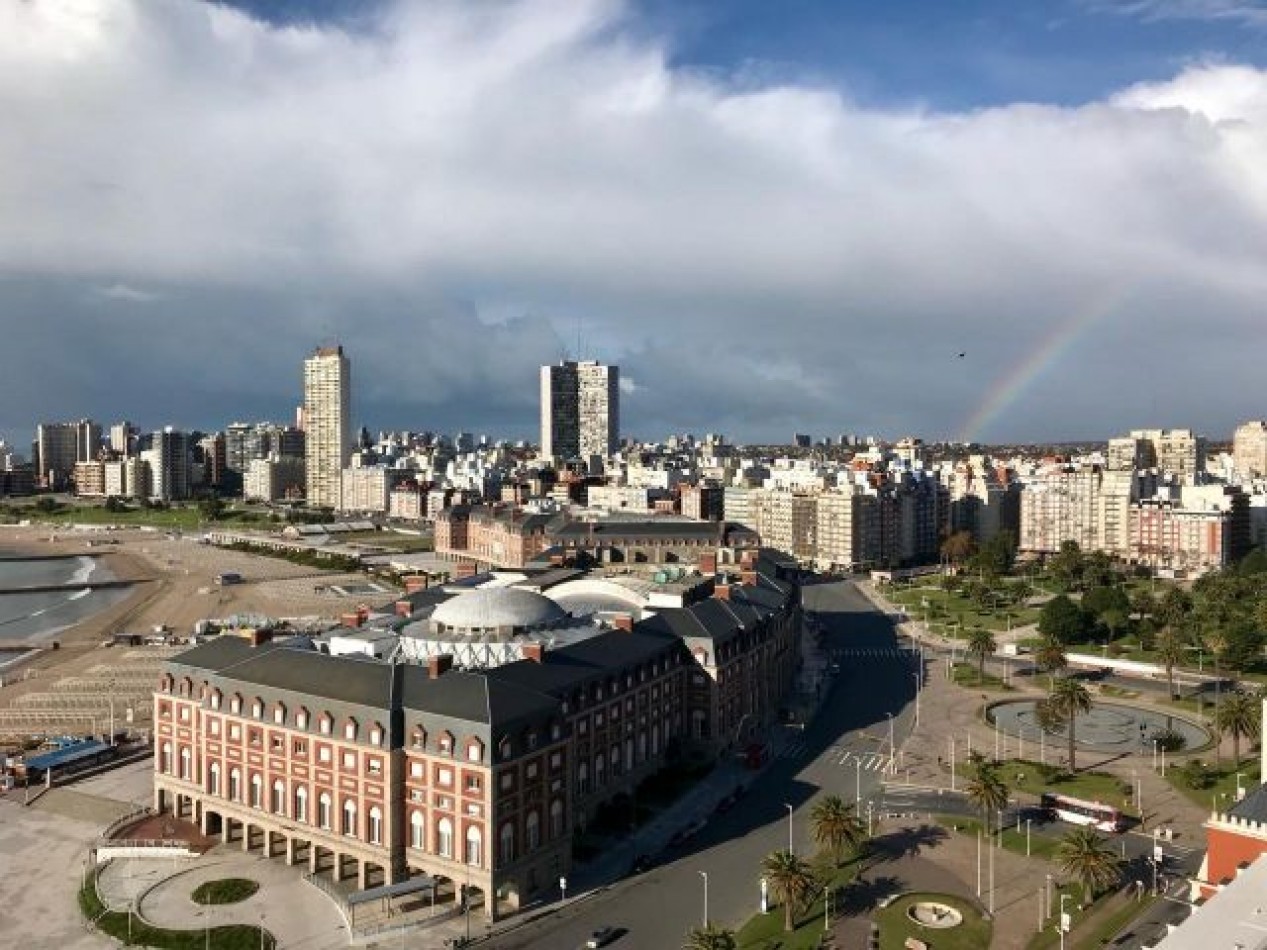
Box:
2 0 1266 446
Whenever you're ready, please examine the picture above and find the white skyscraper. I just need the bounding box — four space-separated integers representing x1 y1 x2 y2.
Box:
540 360 619 461
303 346 351 508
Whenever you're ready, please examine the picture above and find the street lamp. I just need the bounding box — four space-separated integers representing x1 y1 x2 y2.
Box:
784 803 794 855
855 758 863 805
823 885 831 932
699 871 709 928
1059 892 1070 950
886 712 895 773
912 670 921 723
1026 818 1032 857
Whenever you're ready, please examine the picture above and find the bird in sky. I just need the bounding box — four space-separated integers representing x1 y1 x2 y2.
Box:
957 352 966 359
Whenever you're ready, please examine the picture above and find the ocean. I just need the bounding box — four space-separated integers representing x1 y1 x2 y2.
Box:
0 548 133 644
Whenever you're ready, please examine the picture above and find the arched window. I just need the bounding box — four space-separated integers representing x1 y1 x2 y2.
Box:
499 821 515 865
271 780 285 815
342 799 357 837
466 739 483 763
525 810 540 852
318 793 332 830
609 743 620 776
437 817 454 858
179 747 191 781
466 825 482 866
229 768 241 802
368 806 383 844
250 774 262 808
625 738 634 770
294 785 308 823
594 753 605 787
160 742 172 774
410 812 424 850
208 761 221 796
550 799 565 839
576 762 589 796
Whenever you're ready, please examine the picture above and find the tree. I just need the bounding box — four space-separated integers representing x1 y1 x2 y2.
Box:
809 794 866 866
1082 585 1130 621
1048 676 1092 771
1054 827 1120 907
1215 690 1262 766
1034 634 1068 686
198 496 226 522
1157 587 1192 629
1205 628 1230 765
1100 608 1129 643
966 627 997 685
760 850 816 932
682 925 738 950
963 753 1009 822
941 530 976 567
1039 595 1089 645
1130 589 1157 622
1155 627 1185 701
1049 541 1085 590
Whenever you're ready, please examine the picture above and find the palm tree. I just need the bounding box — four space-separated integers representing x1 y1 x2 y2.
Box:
809 794 866 866
761 849 816 932
682 924 738 950
963 753 1008 823
1155 626 1185 702
1034 634 1068 687
1054 827 1120 907
966 627 997 684
1205 630 1230 764
1215 689 1262 766
1048 676 1092 771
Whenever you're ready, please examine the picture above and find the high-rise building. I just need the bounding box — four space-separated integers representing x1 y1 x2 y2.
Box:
539 360 619 461
141 428 191 501
35 419 100 489
303 346 351 507
1233 421 1267 480
109 421 138 457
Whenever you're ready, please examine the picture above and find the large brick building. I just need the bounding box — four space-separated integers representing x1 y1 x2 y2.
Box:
153 554 800 921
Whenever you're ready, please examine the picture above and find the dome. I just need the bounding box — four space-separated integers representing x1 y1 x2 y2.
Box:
431 587 568 632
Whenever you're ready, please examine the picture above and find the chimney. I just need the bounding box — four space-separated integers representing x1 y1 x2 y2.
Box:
740 570 758 586
249 628 273 647
403 574 429 593
395 600 413 618
612 614 634 632
340 612 364 628
427 654 454 679
714 583 731 601
700 551 718 576
520 642 545 663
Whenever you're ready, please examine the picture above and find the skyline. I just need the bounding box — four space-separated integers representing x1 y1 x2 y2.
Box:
3 0 1267 445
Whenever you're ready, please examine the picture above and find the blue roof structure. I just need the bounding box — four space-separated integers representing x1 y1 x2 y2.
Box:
25 739 110 771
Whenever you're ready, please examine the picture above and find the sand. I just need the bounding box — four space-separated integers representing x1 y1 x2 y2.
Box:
0 524 395 741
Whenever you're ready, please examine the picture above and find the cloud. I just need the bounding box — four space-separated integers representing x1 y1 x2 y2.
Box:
93 283 162 302
1 0 1267 445
1086 0 1267 27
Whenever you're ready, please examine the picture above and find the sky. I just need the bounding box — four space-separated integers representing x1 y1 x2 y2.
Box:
3 0 1267 448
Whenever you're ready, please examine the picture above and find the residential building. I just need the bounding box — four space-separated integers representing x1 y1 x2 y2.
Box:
109 421 138 457
35 419 100 490
304 346 352 508
141 428 192 502
681 484 724 522
73 460 107 497
243 456 306 503
540 360 619 462
1233 420 1267 480
339 466 402 514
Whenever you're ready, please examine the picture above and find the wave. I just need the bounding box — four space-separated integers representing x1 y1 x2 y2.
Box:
69 556 97 586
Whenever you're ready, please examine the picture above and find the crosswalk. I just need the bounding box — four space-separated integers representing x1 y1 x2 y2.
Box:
778 739 895 773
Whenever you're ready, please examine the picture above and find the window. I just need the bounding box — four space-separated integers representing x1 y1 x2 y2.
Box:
342 799 357 837
209 719 220 737
576 763 589 796
549 751 562 772
367 758 382 776
273 705 286 725
499 822 515 865
342 751 356 769
594 754 605 787
319 715 332 735
526 810 540 852
438 768 453 788
297 710 308 729
437 818 454 858
370 727 382 747
179 747 191 781
160 742 172 774
609 743 620 776
411 728 426 749
252 700 263 719
294 740 307 756
410 762 424 779
318 745 331 764
526 762 538 781
464 774 481 793
250 774 262 808
208 762 220 796
230 695 242 714
319 793 332 830
467 740 482 763
368 806 383 845
248 728 262 748
229 724 241 741
500 771 514 792
550 722 561 741
179 706 190 723
550 799 565 839
294 786 308 823
344 721 357 741
271 780 285 815
229 768 241 802
410 812 424 849
439 733 453 756
270 734 284 752
466 825 482 866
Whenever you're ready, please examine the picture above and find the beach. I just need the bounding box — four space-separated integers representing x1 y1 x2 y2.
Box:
0 523 393 742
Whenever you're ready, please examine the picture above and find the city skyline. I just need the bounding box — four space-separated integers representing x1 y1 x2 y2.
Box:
3 1 1267 445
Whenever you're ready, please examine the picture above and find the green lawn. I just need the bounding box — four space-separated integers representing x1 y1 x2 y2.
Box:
1164 758 1260 810
1025 887 1153 950
192 878 259 905
886 583 1040 636
950 663 1015 691
1 500 276 531
933 815 1062 861
958 759 1137 816
735 854 860 950
874 893 991 950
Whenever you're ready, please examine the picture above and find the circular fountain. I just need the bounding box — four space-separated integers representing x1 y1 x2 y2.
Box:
906 901 964 929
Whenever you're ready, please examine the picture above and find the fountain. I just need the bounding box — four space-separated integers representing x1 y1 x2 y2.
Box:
907 901 964 929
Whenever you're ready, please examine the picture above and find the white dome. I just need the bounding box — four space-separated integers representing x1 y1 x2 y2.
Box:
431 588 568 632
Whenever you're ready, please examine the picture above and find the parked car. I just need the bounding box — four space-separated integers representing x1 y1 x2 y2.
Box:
585 926 617 948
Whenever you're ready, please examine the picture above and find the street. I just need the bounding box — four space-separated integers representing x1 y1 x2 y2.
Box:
485 579 916 949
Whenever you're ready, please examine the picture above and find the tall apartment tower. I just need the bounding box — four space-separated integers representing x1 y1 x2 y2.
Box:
35 419 101 490
540 360 619 461
1233 421 1267 479
303 346 351 507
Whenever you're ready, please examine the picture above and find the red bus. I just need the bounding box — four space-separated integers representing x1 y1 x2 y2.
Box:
1040 792 1124 832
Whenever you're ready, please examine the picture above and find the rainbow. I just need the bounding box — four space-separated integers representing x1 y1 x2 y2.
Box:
957 287 1129 443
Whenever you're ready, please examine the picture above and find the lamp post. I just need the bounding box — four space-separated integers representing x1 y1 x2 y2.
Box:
949 736 956 792
784 803 795 855
886 712 895 773
1059 893 1070 950
855 758 863 806
1237 771 1245 801
1026 818 1032 857
913 671 921 724
699 871 709 928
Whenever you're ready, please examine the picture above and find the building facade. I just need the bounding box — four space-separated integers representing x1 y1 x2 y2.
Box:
540 361 619 462
304 346 352 508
